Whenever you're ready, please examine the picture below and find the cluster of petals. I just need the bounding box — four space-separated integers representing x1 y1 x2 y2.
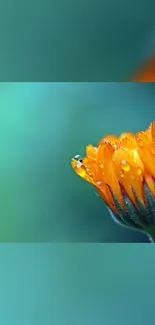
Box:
71 121 155 213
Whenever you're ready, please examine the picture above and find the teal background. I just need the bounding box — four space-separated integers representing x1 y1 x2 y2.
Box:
1 0 155 81
0 82 155 242
0 244 154 324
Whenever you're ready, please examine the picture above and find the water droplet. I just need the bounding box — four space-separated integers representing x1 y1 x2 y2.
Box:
99 162 104 168
120 172 124 178
151 144 155 155
121 160 130 172
136 137 143 147
131 174 135 179
136 167 142 176
86 175 92 182
86 167 92 176
76 162 82 168
96 181 102 185
74 154 83 162
112 157 115 162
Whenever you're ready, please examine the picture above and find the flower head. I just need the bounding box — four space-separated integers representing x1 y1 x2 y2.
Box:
71 121 155 233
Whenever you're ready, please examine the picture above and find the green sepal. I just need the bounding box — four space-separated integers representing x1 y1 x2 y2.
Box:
107 185 141 229
131 185 151 226
143 182 155 223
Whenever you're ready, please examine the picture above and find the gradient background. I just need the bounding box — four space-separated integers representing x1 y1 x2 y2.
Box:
1 1 155 323
1 82 155 242
1 0 155 81
0 244 154 324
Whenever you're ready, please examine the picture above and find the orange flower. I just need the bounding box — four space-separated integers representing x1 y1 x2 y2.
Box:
71 121 155 237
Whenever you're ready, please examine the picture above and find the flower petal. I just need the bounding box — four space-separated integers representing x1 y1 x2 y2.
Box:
135 131 155 178
150 120 155 142
119 132 134 141
97 144 123 205
86 145 98 160
83 150 116 210
113 148 144 204
98 134 118 146
119 137 135 150
71 158 87 179
95 185 115 211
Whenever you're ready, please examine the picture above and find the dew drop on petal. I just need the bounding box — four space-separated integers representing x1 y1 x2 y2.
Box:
96 181 102 186
99 162 104 168
74 154 83 162
136 167 142 176
86 168 92 177
136 137 143 147
121 160 130 172
120 172 124 178
76 162 82 168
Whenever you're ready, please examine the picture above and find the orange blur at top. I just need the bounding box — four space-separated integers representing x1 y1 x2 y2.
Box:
131 56 155 82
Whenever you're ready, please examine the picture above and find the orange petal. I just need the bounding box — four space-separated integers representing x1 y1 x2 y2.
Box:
82 157 102 183
86 145 98 160
119 132 135 141
117 133 136 151
97 144 123 205
119 137 135 151
96 185 117 212
135 131 155 178
150 120 155 142
83 147 117 210
113 148 144 204
118 137 144 171
144 122 152 138
71 158 88 180
97 134 118 146
97 142 114 165
143 120 155 140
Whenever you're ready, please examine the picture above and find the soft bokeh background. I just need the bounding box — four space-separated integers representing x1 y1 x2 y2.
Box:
0 82 155 242
0 244 154 324
1 0 155 80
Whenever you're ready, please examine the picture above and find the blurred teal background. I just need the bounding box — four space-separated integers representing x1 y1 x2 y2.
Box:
0 82 155 242
0 0 155 80
0 244 155 324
